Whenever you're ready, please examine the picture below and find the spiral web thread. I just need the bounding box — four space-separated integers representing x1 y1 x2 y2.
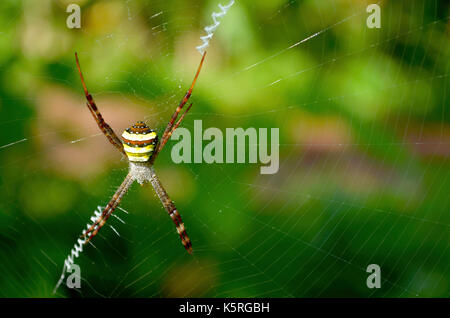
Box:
53 206 104 293
196 0 235 55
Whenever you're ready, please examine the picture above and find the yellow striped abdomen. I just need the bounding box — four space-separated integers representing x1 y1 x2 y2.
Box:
121 121 158 162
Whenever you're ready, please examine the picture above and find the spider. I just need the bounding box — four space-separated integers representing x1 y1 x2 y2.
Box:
74 51 206 254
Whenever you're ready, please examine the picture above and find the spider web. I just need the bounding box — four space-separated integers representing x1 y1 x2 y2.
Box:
0 0 448 298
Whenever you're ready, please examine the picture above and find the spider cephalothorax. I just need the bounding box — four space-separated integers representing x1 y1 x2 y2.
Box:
121 121 158 162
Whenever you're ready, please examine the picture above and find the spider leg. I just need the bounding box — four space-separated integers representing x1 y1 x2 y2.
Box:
83 173 134 244
148 167 192 253
157 103 193 153
75 53 126 156
150 52 206 163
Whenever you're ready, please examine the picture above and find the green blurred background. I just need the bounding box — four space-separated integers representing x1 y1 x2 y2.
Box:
0 0 448 297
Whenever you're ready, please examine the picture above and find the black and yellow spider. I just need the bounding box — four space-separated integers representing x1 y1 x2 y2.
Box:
75 52 206 253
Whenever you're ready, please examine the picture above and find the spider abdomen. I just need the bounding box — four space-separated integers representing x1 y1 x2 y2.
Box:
122 121 158 162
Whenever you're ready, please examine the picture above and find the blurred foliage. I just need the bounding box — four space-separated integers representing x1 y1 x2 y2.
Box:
0 0 448 297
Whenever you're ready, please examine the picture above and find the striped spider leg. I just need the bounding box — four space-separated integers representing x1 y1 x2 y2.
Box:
75 53 126 156
83 173 134 244
75 53 207 253
149 51 206 164
148 167 192 252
